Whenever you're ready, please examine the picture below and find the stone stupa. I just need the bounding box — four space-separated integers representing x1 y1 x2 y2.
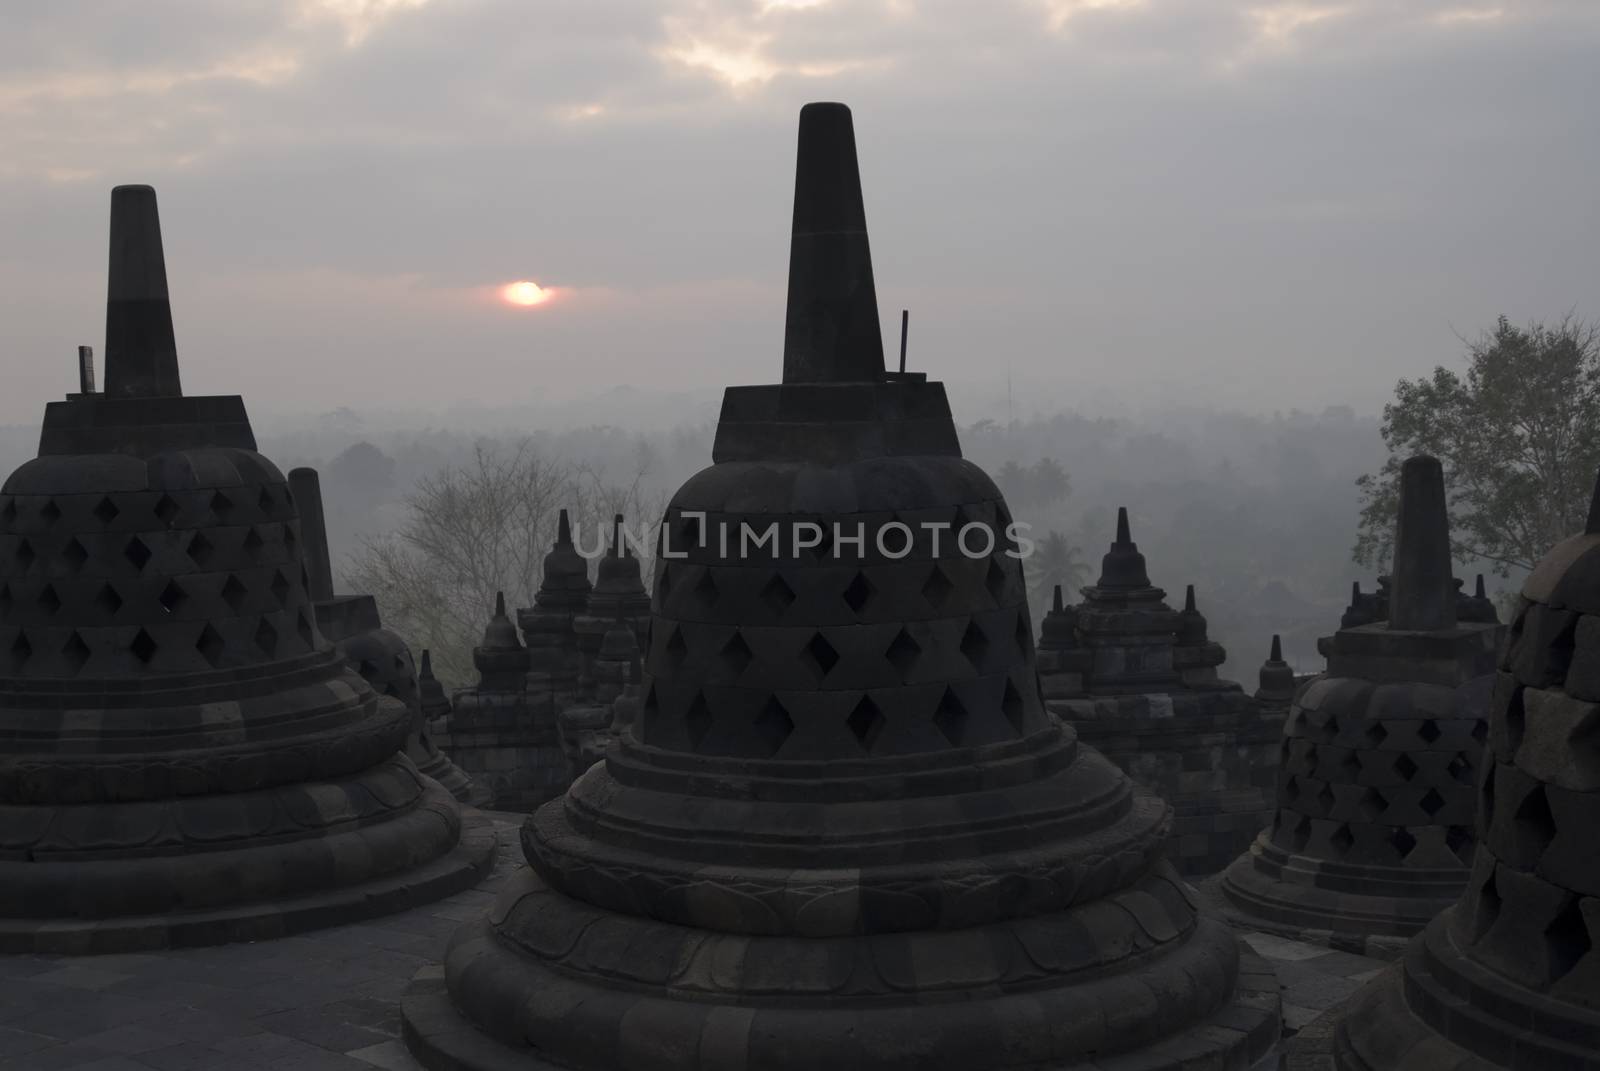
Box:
1291 471 1600 1069
402 102 1280 1071
1220 456 1505 957
286 466 487 808
0 186 492 952
1035 510 1284 876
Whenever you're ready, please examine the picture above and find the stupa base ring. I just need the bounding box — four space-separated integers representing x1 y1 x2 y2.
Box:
401 944 1282 1071
0 786 497 954
1217 837 1464 960
1288 908 1600 1071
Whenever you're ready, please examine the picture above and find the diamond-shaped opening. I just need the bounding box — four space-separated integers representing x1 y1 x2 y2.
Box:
130 628 157 664
9 630 32 670
1481 765 1497 828
933 686 967 746
1338 749 1362 782
1390 826 1418 860
1471 718 1488 744
1513 783 1557 858
254 617 278 656
14 538 35 572
186 532 214 567
90 496 119 525
210 491 234 520
220 575 248 613
984 557 1008 605
753 695 794 756
158 579 187 615
1418 719 1442 745
1545 896 1592 984
269 568 290 606
1447 752 1475 784
35 584 60 615
1322 715 1341 744
0 499 14 526
93 584 122 617
1282 774 1300 804
720 632 753 677
805 632 840 679
1316 781 1337 816
1300 743 1321 776
1001 678 1026 735
693 568 719 608
921 563 953 610
684 691 712 749
1290 815 1313 852
1471 868 1502 941
1419 787 1447 818
1357 787 1388 822
847 695 886 752
664 625 687 669
195 623 225 667
1364 722 1389 748
759 574 794 616
885 628 921 680
39 499 61 525
843 571 873 614
242 527 264 561
960 620 990 669
658 563 674 598
61 630 91 670
153 494 179 527
1329 822 1355 857
60 537 87 574
122 536 151 572
296 610 314 649
1394 753 1420 781
1445 825 1474 865
1503 687 1526 754
258 486 275 516
283 523 297 555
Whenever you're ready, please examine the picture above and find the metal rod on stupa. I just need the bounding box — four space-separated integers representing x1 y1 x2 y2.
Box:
781 102 885 384
899 309 909 373
1388 455 1456 631
104 185 182 398
77 346 96 393
288 467 336 602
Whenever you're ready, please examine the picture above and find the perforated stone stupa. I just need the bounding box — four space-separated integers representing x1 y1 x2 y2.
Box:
1290 470 1600 1069
0 186 493 953
1034 510 1285 876
402 102 1280 1071
285 466 486 807
1221 456 1505 958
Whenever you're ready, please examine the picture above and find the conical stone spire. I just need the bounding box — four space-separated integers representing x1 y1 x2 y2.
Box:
405 101 1279 1071
1390 455 1456 631
1255 634 1297 707
0 187 492 951
1294 465 1600 1067
781 102 884 384
1096 506 1153 589
104 185 181 398
1220 453 1506 957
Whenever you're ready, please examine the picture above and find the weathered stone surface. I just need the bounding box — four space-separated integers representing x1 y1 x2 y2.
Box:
0 186 494 952
1039 523 1284 877
403 101 1279 1071
1290 485 1600 1069
1220 454 1505 956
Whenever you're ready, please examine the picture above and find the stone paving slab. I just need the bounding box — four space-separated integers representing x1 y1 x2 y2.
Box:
0 815 1388 1070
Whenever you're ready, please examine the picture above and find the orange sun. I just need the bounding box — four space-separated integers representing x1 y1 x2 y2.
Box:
502 280 550 306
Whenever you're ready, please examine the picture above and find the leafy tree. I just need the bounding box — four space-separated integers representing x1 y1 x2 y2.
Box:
1355 315 1600 576
1023 530 1091 617
344 440 660 687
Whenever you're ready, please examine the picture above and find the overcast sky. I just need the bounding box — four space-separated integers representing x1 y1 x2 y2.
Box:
1 0 1596 425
